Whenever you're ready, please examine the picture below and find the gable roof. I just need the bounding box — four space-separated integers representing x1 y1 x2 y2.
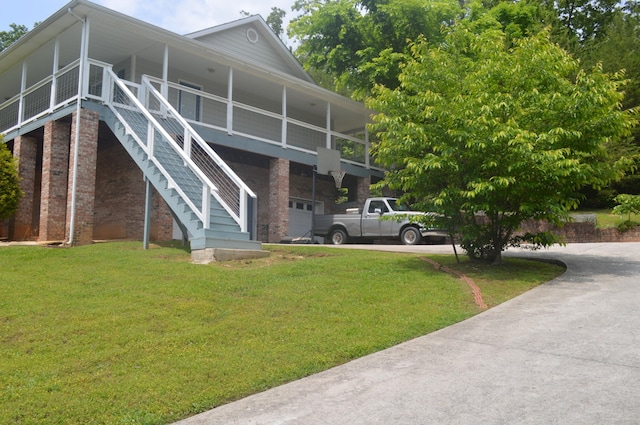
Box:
186 15 313 84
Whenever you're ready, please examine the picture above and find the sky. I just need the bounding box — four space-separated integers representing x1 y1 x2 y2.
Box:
2 0 298 37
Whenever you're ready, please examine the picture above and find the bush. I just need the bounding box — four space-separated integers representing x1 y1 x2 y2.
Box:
0 136 23 221
616 220 639 232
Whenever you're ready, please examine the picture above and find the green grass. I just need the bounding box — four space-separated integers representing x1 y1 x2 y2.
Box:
576 209 640 228
0 242 564 424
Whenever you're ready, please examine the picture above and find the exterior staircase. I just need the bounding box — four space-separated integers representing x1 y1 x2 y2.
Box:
100 70 262 259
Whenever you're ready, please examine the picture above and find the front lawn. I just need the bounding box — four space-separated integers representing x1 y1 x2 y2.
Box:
0 242 563 424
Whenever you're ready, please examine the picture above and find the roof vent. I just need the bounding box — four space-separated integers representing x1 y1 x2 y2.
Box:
246 28 259 44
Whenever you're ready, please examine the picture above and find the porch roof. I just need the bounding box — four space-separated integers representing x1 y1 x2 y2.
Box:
0 0 369 119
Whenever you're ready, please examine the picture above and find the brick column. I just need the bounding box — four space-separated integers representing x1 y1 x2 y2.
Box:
356 175 371 204
66 109 99 246
268 158 289 243
11 136 38 240
39 120 71 242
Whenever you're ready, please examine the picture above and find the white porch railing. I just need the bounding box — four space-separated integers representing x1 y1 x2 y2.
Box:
0 60 81 134
0 58 373 169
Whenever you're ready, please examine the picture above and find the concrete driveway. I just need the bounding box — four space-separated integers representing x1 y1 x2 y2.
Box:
175 243 640 425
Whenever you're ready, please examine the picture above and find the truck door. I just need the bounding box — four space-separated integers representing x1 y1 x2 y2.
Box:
362 200 394 237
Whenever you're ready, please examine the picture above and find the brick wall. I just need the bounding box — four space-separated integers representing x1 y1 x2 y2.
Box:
11 135 38 240
94 123 172 241
521 219 640 243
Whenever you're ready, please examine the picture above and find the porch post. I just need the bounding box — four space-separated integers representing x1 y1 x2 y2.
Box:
281 86 287 147
365 126 370 168
11 135 38 240
143 177 151 249
18 62 27 127
50 38 60 109
326 102 332 149
162 44 169 98
227 68 233 135
268 158 289 243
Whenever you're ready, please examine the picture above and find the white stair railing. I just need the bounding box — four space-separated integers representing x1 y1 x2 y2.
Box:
103 68 256 234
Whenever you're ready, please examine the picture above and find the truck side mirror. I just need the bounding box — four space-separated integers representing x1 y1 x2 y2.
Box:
374 208 382 214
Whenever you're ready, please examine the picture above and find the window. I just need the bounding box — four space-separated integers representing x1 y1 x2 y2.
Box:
178 81 202 122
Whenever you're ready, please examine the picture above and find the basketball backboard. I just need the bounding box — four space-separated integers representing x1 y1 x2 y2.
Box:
317 147 340 175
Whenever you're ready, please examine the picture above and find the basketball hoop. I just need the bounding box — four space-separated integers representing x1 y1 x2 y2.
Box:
329 170 346 189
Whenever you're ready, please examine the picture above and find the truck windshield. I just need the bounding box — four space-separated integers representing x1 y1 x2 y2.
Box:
387 199 410 212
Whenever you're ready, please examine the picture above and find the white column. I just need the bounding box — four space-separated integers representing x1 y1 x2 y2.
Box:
162 45 169 98
50 38 60 109
18 61 27 125
227 68 234 135
326 102 332 149
281 86 287 147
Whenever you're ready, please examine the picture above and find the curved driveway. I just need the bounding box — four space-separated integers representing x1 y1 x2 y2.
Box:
176 243 640 425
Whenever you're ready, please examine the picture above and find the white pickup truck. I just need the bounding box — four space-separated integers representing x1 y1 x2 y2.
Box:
313 197 447 245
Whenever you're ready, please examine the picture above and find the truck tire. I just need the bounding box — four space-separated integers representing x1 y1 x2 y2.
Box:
329 228 348 245
400 226 422 245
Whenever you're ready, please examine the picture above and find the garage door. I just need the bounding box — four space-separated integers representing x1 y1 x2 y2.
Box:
289 197 324 242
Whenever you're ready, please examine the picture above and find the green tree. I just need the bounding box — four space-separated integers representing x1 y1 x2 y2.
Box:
368 20 638 263
289 0 462 99
242 7 288 41
0 137 23 221
0 23 29 52
612 194 640 222
266 7 287 40
539 0 621 43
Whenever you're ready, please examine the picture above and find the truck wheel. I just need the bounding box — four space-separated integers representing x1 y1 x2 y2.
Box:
400 227 422 245
330 228 348 245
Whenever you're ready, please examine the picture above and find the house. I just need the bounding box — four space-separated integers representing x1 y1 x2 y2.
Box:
0 0 382 261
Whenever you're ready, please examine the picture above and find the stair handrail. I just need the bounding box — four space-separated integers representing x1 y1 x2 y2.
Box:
104 69 219 229
140 75 257 200
140 75 257 233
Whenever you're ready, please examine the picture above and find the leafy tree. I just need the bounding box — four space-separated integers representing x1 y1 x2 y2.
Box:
612 194 640 222
0 23 29 52
266 7 287 40
240 7 287 41
571 7 640 200
289 0 462 99
367 19 638 263
0 137 23 221
539 0 622 43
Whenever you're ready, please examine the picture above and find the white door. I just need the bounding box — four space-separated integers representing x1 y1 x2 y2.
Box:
289 198 324 242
